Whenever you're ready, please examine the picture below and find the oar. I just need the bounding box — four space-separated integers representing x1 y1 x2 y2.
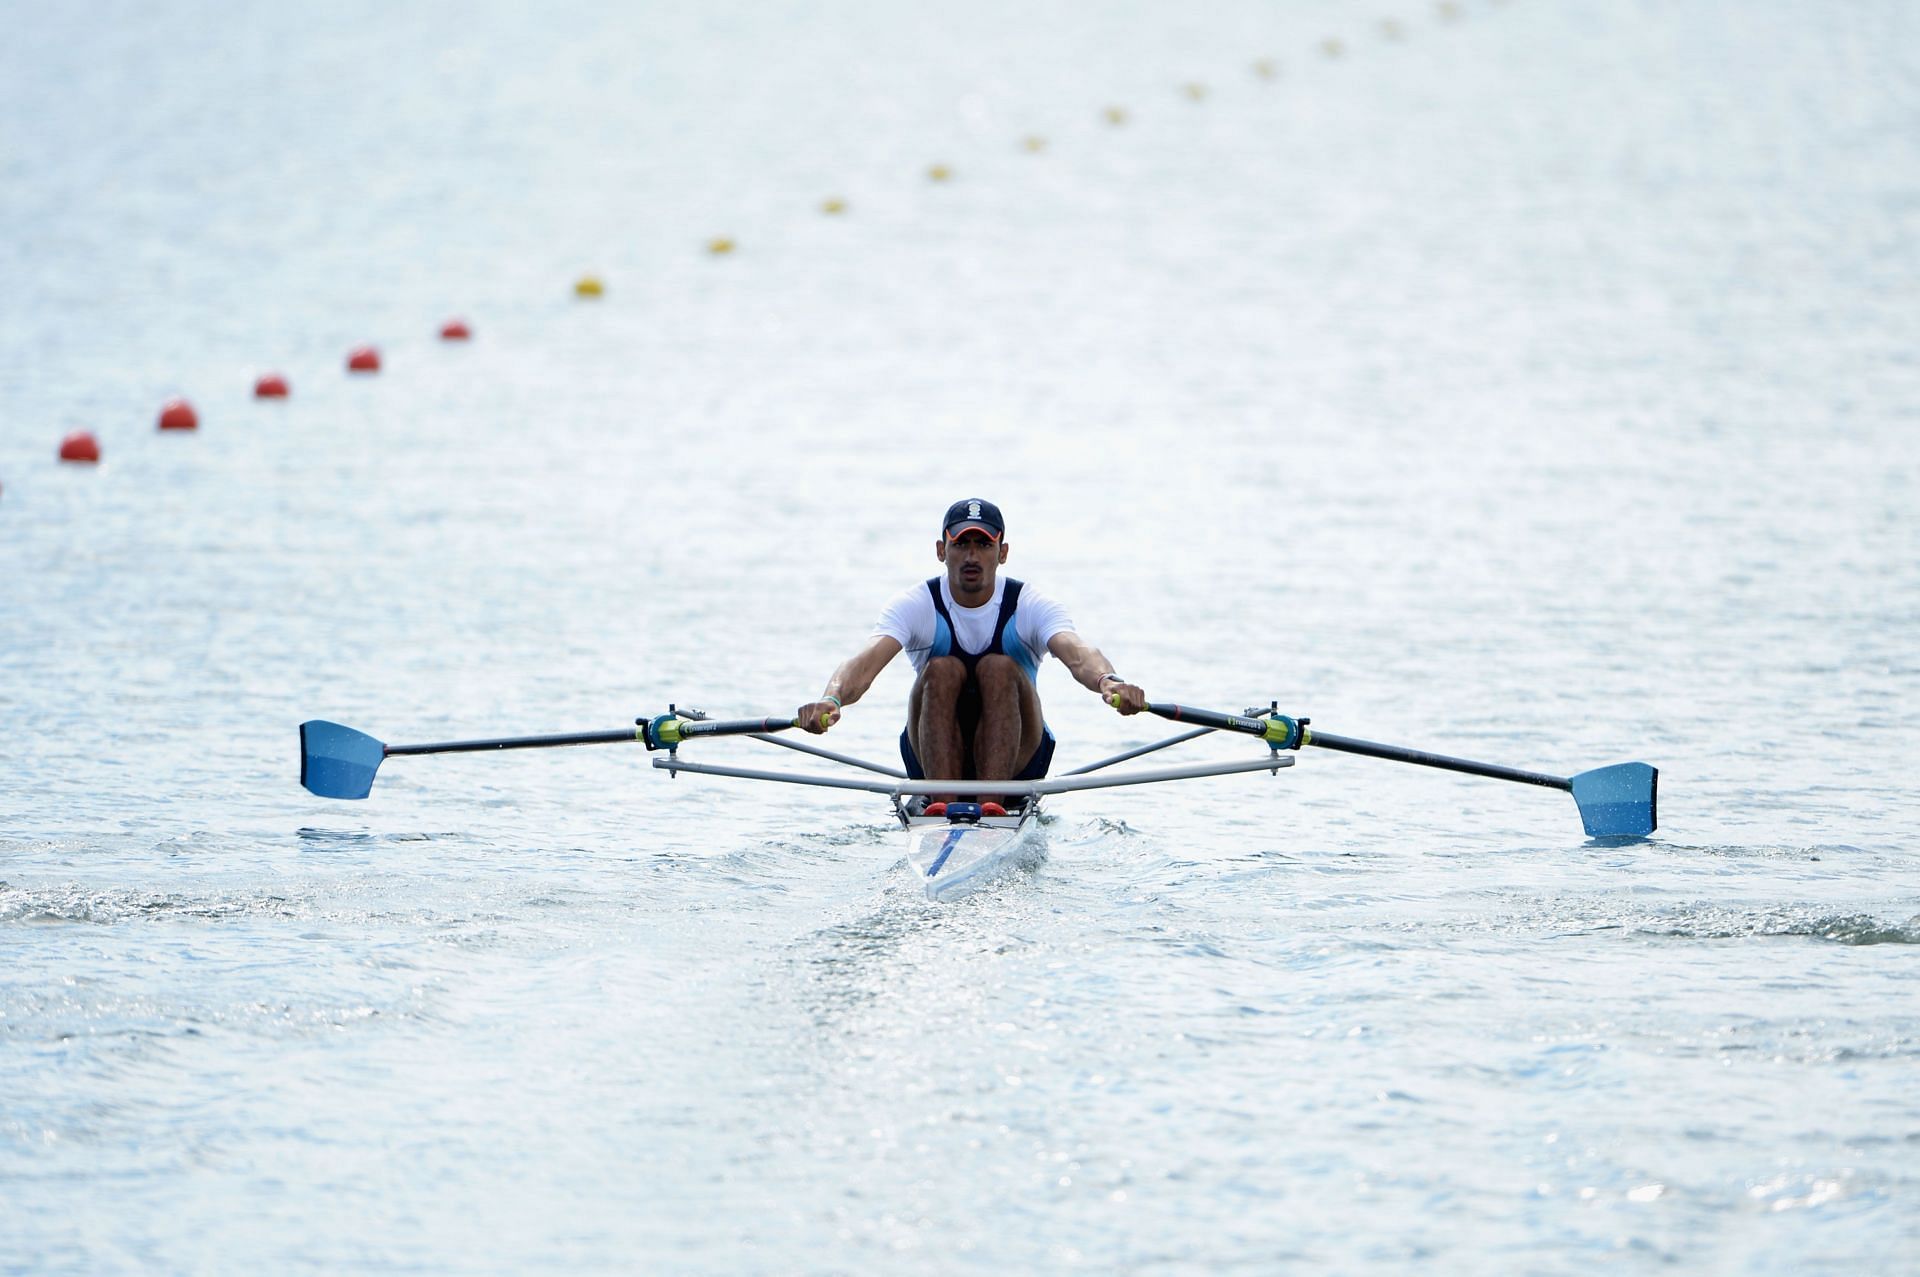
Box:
299 711 805 800
1121 700 1658 838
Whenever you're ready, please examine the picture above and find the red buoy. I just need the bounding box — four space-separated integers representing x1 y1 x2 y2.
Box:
346 345 381 373
439 318 471 341
255 373 290 399
158 398 199 431
59 431 102 463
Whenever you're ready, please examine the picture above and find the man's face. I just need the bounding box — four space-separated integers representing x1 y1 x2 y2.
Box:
936 530 1008 600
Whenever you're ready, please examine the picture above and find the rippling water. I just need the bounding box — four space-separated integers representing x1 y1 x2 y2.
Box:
4 0 1917 1270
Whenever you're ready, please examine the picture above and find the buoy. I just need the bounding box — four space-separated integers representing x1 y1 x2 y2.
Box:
575 275 604 297
1103 106 1128 126
1379 18 1405 39
821 197 847 214
254 373 290 399
58 431 101 464
1022 135 1047 153
707 236 736 255
157 398 198 431
1321 37 1346 57
1183 82 1208 101
1252 58 1278 79
1436 1 1461 20
927 164 952 182
440 318 471 340
346 345 381 373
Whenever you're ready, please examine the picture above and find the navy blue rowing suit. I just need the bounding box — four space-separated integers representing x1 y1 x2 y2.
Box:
900 576 1057 781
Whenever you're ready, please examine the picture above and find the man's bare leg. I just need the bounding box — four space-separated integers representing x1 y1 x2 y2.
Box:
908 657 968 802
973 655 1044 798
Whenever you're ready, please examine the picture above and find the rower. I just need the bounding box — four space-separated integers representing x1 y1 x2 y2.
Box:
796 498 1148 809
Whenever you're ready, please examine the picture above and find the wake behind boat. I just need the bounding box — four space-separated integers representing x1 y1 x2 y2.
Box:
297 699 1656 900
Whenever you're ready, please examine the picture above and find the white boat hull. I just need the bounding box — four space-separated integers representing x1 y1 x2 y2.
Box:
903 807 1043 900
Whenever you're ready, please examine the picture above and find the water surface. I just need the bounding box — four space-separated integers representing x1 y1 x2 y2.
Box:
3 0 1917 1270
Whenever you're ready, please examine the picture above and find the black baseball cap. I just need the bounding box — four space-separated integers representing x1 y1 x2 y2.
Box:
942 497 1005 542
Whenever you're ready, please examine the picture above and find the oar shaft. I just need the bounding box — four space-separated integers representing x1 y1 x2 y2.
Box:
379 714 797 758
1136 701 1573 791
384 728 638 757
1305 731 1570 791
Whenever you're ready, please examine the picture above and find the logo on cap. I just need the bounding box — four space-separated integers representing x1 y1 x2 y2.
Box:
942 497 1005 541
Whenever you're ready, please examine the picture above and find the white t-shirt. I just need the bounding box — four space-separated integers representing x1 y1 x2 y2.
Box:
873 577 1075 678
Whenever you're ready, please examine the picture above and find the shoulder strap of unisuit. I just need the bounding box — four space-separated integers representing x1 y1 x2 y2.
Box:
923 577 953 659
987 579 1024 655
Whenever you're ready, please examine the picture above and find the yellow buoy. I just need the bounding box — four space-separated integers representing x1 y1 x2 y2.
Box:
1022 135 1047 153
1103 105 1128 126
574 275 604 298
1321 37 1346 58
928 164 952 182
821 197 847 214
1182 82 1208 101
707 236 736 255
1436 1 1462 19
1252 58 1278 80
1379 18 1404 39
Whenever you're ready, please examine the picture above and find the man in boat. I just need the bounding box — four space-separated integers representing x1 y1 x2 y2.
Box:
796 498 1147 808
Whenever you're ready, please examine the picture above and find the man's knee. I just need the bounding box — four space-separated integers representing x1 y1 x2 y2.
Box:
919 656 967 698
975 654 1020 691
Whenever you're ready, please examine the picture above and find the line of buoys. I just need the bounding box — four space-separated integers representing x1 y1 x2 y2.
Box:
21 4 1497 502
157 398 199 431
59 431 101 464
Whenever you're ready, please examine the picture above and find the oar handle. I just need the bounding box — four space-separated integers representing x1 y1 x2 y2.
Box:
679 715 801 738
1128 701 1305 749
642 713 801 748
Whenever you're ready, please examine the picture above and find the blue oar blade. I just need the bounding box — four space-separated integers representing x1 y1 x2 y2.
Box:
300 720 387 799
1569 762 1658 838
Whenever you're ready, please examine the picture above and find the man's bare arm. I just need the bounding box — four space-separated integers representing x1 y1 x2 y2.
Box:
797 635 904 734
1047 631 1146 714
